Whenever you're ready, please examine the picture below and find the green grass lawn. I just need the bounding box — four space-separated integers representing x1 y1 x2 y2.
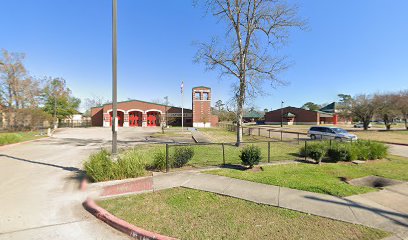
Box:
207 155 408 197
0 131 46 146
354 130 408 145
98 188 389 240
124 141 301 168
199 127 274 143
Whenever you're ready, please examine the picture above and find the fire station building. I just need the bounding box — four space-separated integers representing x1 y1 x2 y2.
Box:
90 86 218 128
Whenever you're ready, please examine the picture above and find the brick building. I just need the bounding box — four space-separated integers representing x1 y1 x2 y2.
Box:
91 86 218 128
264 102 348 125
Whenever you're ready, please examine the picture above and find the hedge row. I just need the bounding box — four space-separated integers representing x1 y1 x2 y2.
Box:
300 140 388 164
84 147 195 182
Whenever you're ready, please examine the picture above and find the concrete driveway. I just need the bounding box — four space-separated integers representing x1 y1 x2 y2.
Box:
0 127 159 240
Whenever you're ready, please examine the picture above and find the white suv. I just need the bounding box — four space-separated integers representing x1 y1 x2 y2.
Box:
307 126 358 140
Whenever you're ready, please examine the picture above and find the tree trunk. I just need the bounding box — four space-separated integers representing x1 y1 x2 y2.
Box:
405 118 408 130
383 115 391 130
236 77 246 146
236 105 243 146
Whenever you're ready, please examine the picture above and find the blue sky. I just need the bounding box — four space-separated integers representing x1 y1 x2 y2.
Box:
1 0 407 111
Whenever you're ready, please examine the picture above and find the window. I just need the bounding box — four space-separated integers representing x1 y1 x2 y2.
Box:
195 92 201 100
203 92 209 100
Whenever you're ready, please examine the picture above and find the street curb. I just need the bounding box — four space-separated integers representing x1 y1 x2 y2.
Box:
80 178 88 191
385 142 408 147
83 198 177 240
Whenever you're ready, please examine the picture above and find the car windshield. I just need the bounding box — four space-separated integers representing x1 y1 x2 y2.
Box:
332 128 348 134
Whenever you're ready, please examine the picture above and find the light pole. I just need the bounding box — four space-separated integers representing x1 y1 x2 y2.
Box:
280 100 284 127
164 96 169 127
111 0 118 159
54 83 57 129
181 81 184 132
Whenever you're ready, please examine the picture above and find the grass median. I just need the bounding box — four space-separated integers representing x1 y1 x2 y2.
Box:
98 188 389 240
0 131 46 146
207 155 408 197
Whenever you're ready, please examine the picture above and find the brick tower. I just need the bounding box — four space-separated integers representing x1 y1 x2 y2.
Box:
192 86 212 127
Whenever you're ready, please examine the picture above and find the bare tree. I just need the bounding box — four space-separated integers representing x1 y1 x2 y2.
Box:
82 95 109 116
395 90 408 130
196 0 304 145
0 49 27 109
348 94 377 131
373 93 399 130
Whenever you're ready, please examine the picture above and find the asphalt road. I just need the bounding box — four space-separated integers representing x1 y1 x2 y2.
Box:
0 127 158 240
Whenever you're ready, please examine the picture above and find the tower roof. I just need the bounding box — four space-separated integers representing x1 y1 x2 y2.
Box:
192 86 211 89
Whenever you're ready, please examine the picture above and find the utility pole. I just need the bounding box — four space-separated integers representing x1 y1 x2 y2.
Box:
164 96 169 127
111 0 118 160
181 81 184 132
280 100 284 127
53 79 58 129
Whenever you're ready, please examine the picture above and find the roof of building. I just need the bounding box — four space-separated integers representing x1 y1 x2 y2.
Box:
243 110 264 119
319 102 336 113
266 106 334 116
192 86 211 89
283 112 296 117
91 99 175 109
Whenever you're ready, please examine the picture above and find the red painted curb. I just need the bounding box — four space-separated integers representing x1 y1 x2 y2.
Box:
101 177 153 197
83 198 177 240
80 178 88 191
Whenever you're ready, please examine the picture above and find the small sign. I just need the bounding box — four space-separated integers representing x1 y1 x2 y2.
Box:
112 117 118 132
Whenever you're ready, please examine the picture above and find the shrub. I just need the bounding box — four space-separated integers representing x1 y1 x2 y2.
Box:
84 148 146 182
327 144 356 162
172 146 194 168
84 149 114 182
240 145 262 168
363 141 388 159
302 140 388 163
150 150 167 171
300 141 330 164
115 149 146 179
305 142 328 164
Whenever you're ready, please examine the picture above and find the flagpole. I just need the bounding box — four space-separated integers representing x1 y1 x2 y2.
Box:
181 81 184 132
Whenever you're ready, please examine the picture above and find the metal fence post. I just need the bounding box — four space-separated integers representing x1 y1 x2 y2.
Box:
166 144 169 173
268 130 271 138
297 133 300 144
268 141 271 163
222 143 225 165
304 141 307 161
330 139 332 148
280 131 283 141
258 128 260 136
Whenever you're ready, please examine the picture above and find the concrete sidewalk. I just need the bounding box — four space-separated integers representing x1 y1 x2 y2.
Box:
153 172 408 238
388 144 408 158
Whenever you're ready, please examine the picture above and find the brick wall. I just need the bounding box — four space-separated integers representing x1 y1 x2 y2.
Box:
192 87 212 127
90 100 193 127
91 107 103 126
265 107 320 124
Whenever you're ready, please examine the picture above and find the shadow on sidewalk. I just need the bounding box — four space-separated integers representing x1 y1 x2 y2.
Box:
0 154 82 174
304 195 408 228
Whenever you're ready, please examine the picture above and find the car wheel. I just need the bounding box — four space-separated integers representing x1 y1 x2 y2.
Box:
310 134 316 140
